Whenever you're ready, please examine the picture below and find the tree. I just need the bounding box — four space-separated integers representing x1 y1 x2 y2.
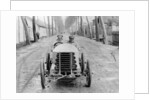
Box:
44 17 49 36
95 16 100 41
47 16 51 36
21 16 30 45
80 16 84 36
65 16 76 32
53 16 64 33
17 17 20 43
99 16 108 44
52 16 54 35
86 16 92 39
76 17 78 35
32 16 37 42
77 16 80 35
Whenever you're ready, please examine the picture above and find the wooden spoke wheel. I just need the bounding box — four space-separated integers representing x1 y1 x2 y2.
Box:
81 53 85 74
85 60 91 87
46 53 51 75
40 61 46 89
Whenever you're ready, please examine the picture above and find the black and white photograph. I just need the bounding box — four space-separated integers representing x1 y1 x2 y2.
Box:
16 16 119 93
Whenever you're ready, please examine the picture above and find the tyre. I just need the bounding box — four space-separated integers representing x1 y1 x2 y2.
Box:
40 61 45 89
85 60 91 87
46 53 50 75
81 53 85 74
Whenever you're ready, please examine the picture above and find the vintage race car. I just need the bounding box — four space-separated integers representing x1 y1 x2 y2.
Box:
40 41 91 89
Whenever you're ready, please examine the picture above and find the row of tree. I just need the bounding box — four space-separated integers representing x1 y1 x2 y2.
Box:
65 16 119 44
19 16 62 45
65 16 109 44
18 16 118 47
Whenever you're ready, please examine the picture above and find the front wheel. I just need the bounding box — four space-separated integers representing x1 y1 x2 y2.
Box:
85 60 91 87
46 53 51 75
81 53 85 74
40 61 45 89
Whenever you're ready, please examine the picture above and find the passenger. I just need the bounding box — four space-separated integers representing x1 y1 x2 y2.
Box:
68 35 80 50
68 35 75 43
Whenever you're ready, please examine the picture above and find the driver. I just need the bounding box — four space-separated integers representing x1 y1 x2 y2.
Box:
57 34 63 42
53 34 63 47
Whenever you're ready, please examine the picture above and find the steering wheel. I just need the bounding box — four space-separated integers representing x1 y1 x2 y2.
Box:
54 42 63 47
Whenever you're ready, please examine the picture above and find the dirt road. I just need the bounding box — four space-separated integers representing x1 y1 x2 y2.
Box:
16 34 119 93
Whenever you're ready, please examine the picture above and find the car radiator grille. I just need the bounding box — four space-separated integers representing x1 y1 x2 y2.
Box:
55 52 77 75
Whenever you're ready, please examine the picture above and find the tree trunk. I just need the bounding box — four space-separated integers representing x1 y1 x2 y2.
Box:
32 16 37 42
86 16 92 39
17 17 20 43
76 17 78 35
80 16 84 36
95 16 99 41
77 16 80 35
21 16 30 45
99 16 108 44
47 16 51 36
52 16 54 35
44 17 48 36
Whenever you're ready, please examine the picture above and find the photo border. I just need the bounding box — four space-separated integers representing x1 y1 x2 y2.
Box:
0 10 135 100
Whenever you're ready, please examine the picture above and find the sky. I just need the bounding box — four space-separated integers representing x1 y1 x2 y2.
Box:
28 16 95 25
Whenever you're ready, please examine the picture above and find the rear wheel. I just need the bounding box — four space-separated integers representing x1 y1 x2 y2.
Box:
40 61 45 89
85 60 91 87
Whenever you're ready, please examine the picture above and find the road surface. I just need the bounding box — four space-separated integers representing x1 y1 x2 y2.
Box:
16 34 119 93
